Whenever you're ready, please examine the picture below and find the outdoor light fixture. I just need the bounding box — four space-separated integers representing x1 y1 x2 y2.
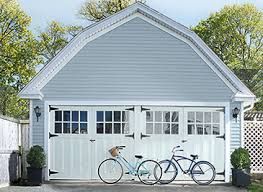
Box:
232 107 240 122
34 106 41 122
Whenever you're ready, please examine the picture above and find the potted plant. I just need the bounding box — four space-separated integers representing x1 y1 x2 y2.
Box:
231 147 251 187
26 145 46 185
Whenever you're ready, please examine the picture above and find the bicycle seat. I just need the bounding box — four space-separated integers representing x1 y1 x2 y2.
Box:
190 154 198 159
135 155 143 159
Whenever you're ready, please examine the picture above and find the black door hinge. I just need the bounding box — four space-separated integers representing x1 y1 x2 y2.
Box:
49 169 59 176
125 107 134 111
141 133 150 139
49 106 59 111
141 106 150 112
216 170 225 176
216 134 225 140
125 133 135 139
49 132 59 139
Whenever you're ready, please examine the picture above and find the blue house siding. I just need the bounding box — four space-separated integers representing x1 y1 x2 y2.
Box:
41 17 234 101
230 102 242 152
31 99 44 148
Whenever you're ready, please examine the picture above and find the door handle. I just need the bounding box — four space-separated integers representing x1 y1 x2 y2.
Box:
141 133 150 139
90 139 95 142
125 133 134 139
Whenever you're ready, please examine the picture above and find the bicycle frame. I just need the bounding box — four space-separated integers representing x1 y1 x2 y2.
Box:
170 155 197 174
115 154 141 175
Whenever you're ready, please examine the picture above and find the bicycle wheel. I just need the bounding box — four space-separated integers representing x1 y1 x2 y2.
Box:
98 158 123 184
157 160 178 184
137 160 162 185
191 161 216 185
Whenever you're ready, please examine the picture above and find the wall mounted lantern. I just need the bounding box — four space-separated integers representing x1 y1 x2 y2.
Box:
34 106 41 122
232 107 240 122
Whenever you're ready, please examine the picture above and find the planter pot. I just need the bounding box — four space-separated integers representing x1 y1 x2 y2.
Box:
232 168 251 187
27 167 43 186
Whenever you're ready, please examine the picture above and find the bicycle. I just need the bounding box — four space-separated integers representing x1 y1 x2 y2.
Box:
157 146 216 185
98 146 162 185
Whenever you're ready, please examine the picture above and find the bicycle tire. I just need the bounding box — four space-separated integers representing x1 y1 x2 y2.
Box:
157 160 178 184
137 159 162 185
191 161 216 185
98 158 123 184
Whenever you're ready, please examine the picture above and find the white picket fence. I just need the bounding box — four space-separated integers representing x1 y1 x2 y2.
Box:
0 115 29 187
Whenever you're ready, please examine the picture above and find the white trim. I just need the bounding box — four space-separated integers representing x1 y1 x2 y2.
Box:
45 100 229 107
0 183 9 188
224 102 231 182
240 102 244 147
19 2 255 100
232 92 256 102
29 100 33 147
44 101 49 181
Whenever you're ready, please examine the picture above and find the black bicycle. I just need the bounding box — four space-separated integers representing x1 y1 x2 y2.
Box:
158 146 216 185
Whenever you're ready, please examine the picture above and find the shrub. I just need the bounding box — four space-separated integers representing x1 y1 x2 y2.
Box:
26 145 46 168
231 147 251 169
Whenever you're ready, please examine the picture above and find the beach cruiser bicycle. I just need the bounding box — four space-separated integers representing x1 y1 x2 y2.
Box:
98 146 162 185
158 146 216 185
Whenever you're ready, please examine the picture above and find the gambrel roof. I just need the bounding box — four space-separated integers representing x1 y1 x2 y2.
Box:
19 2 255 102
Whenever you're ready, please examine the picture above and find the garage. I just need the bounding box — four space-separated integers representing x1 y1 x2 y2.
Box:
49 105 225 181
19 3 256 183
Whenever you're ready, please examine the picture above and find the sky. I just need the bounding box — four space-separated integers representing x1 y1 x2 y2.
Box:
18 0 263 32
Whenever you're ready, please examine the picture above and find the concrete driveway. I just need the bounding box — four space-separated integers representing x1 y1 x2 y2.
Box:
0 183 247 192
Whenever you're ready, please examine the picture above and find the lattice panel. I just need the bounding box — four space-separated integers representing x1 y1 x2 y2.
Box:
244 121 263 173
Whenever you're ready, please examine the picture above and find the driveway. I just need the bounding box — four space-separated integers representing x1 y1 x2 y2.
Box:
0 183 247 192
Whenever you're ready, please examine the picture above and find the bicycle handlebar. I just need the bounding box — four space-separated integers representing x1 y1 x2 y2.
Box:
116 145 126 150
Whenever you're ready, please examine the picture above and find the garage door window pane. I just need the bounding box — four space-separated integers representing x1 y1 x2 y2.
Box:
122 123 129 134
80 123 87 134
114 123 121 134
155 111 162 122
97 123 103 134
80 111 87 122
213 124 220 135
55 123 62 133
163 112 170 122
155 123 162 134
97 111 104 122
122 111 128 122
146 123 153 134
172 112 179 122
55 111 62 121
171 124 179 134
204 112 211 123
188 124 195 134
63 111 70 121
72 111 79 122
204 124 211 135
146 111 153 122
197 124 203 135
196 112 203 123
63 123 70 133
105 123 112 134
213 112 220 123
163 123 170 134
114 111 121 122
72 123 79 134
188 112 195 123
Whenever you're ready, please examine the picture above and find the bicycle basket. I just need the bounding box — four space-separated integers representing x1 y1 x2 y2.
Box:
109 147 119 157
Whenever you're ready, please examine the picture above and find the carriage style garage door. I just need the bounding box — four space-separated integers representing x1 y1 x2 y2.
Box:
49 106 225 180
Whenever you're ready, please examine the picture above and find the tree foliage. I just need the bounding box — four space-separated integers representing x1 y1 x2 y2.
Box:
192 4 263 110
79 0 145 22
38 21 82 63
0 0 41 118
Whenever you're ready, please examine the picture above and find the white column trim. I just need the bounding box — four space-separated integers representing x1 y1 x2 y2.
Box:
240 102 244 147
224 102 231 182
44 101 50 181
29 100 33 147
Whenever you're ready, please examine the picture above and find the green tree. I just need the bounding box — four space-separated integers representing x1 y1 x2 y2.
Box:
192 4 263 110
38 21 82 63
79 0 145 22
0 0 41 118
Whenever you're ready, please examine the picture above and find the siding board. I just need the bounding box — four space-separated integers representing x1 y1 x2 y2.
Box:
42 18 233 101
32 100 44 148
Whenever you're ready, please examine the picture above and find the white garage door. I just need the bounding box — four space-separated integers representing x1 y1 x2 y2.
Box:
49 105 225 180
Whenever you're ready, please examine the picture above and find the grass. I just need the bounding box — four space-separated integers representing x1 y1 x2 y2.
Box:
248 183 263 192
